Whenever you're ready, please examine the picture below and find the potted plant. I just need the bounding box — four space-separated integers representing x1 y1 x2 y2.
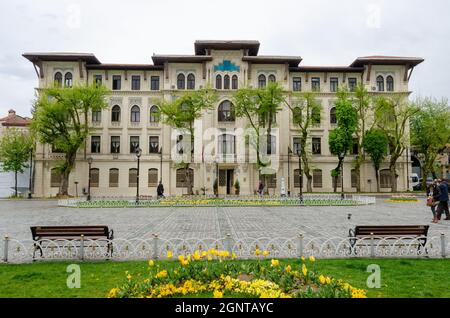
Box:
234 179 240 195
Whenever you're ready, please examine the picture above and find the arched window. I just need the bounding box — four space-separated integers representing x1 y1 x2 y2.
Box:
376 75 384 92
130 105 140 122
129 168 138 187
386 75 394 91
313 169 322 188
90 168 99 188
218 134 236 154
232 75 238 89
216 75 222 89
177 74 185 90
187 73 195 90
50 168 61 188
312 107 321 125
148 168 158 187
109 168 119 188
111 105 121 122
330 107 337 124
224 75 230 90
64 72 73 87
54 72 63 87
380 169 391 188
149 105 159 123
293 107 301 124
176 168 194 188
258 74 266 88
218 100 235 122
268 74 276 83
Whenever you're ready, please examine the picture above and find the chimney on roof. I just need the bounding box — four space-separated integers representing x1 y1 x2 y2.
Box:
8 109 16 116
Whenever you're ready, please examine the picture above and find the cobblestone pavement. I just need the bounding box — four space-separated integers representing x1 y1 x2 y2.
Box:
1 199 449 241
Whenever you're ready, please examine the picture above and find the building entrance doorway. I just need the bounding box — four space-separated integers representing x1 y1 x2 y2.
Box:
219 169 234 195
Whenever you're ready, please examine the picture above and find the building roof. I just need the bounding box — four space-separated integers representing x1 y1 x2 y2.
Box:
87 63 163 71
290 66 365 73
242 55 302 67
22 52 101 64
350 56 424 67
195 40 260 56
0 109 32 127
151 54 213 65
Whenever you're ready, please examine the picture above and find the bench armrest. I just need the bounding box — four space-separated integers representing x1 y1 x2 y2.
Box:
348 228 355 237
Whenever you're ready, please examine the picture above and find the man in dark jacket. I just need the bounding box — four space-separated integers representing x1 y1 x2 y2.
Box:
436 179 450 220
157 181 164 199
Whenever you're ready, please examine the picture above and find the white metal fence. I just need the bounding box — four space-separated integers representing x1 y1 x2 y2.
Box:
2 233 448 263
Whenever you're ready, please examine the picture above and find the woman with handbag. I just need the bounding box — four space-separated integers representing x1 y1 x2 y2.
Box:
427 181 440 223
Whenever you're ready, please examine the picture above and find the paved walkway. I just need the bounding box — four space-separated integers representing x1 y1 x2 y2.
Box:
1 199 449 241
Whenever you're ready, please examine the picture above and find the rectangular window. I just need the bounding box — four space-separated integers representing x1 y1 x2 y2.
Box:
50 169 61 188
313 169 322 188
149 136 160 154
94 75 102 86
312 137 321 155
91 136 101 153
351 169 357 188
311 77 320 92
151 76 160 90
112 75 121 90
130 136 140 154
293 77 302 92
90 169 99 188
92 110 101 123
110 136 120 154
352 138 359 155
348 78 357 92
131 76 141 90
267 135 276 155
330 77 338 92
109 169 119 188
293 137 302 156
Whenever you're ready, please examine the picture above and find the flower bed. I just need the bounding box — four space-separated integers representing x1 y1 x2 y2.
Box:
108 250 366 298
386 195 419 203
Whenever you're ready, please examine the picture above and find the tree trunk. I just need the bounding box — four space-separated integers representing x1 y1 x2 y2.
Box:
421 166 428 190
375 168 380 193
389 163 397 193
59 151 77 196
14 171 18 197
185 164 193 195
354 157 362 192
60 170 70 196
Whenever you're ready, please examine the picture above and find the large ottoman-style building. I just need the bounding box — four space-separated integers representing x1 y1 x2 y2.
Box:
23 40 423 197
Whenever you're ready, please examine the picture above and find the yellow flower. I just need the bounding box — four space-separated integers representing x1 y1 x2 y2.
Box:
302 264 308 276
127 274 132 280
201 251 208 258
285 265 292 273
300 256 305 262
262 250 269 257
155 270 168 279
326 276 332 285
319 275 326 284
167 250 173 259
271 259 280 267
148 260 155 267
108 288 120 298
143 278 150 284
254 248 260 256
232 252 237 259
308 256 316 262
193 251 201 260
207 256 213 261
178 255 185 262
181 259 189 266
213 290 223 298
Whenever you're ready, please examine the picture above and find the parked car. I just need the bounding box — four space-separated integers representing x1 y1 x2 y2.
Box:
413 177 433 190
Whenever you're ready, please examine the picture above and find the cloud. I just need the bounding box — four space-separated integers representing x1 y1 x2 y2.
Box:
0 0 449 117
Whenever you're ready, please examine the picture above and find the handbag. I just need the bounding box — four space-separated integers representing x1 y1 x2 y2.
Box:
426 196 434 207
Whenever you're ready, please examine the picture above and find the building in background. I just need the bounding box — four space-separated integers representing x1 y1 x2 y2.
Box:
23 40 424 197
0 109 32 197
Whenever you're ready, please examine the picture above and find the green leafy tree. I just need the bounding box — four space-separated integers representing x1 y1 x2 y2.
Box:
31 84 109 196
351 83 373 192
363 128 389 192
410 97 450 189
158 88 218 195
375 96 419 192
0 129 34 197
233 82 283 190
284 91 322 192
328 88 357 192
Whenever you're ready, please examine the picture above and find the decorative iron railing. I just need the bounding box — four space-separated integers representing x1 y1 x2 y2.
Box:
2 234 448 263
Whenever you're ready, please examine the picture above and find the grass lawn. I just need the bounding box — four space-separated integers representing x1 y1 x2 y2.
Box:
0 258 449 298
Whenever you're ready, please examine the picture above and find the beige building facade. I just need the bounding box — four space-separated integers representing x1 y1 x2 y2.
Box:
24 40 424 197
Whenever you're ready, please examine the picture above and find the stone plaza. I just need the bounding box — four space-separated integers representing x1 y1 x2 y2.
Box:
1 198 448 242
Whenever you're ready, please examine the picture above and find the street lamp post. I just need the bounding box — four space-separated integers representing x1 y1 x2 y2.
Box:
287 147 292 197
28 147 33 199
135 147 142 204
215 159 219 198
74 181 79 198
87 157 93 201
339 152 345 200
159 147 163 183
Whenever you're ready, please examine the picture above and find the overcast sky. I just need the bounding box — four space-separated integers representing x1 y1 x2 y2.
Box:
1 0 449 117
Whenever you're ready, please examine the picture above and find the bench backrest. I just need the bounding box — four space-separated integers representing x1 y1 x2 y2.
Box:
354 225 429 237
31 226 110 240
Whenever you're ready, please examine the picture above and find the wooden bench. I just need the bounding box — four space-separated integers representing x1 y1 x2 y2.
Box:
348 225 429 255
30 226 114 260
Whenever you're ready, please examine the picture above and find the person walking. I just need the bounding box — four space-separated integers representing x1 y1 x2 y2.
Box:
258 181 264 197
436 179 450 220
157 181 164 199
427 180 440 223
